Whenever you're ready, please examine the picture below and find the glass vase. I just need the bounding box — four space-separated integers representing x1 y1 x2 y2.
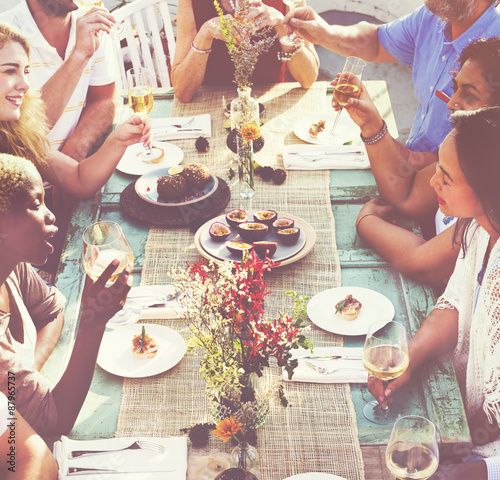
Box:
230 443 260 476
237 135 255 199
230 87 259 130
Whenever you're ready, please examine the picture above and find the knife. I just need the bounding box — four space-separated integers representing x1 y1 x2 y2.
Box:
301 354 362 360
67 465 176 475
288 151 364 156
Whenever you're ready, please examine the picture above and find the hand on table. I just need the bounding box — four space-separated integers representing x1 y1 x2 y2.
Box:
367 364 412 410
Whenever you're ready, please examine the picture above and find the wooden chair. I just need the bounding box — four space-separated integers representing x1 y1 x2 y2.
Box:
111 0 176 88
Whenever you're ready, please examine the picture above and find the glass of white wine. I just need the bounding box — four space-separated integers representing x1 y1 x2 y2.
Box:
82 221 134 285
329 56 366 140
74 0 102 13
127 67 155 161
280 0 305 47
386 416 439 480
362 320 409 425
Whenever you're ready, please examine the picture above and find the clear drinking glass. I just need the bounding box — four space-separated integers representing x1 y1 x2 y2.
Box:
386 416 439 480
127 67 154 160
82 221 134 285
280 0 305 47
330 56 366 139
362 320 409 424
74 0 102 13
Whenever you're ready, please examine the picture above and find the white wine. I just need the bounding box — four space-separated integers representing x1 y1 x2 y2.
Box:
84 248 134 283
129 87 154 117
283 0 302 9
333 83 361 107
74 0 102 13
386 444 439 480
363 344 409 380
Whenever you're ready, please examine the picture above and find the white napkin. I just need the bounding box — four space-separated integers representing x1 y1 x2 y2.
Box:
152 114 211 141
283 347 368 384
283 144 370 170
107 286 185 328
53 435 188 479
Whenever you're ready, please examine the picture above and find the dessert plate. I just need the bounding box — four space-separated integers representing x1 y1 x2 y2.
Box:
194 213 316 266
293 114 359 145
135 168 218 207
97 324 186 378
307 286 395 336
116 141 183 176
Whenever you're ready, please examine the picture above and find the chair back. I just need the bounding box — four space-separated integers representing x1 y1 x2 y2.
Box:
112 0 176 88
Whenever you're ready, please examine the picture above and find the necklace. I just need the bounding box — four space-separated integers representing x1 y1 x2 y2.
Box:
442 215 455 225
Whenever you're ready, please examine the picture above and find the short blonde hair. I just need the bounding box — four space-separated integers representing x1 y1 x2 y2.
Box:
0 23 49 169
0 153 40 213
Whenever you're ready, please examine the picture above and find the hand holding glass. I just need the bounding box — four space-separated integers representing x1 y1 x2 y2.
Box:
362 320 409 424
82 221 134 285
386 416 439 480
330 56 366 138
280 0 304 47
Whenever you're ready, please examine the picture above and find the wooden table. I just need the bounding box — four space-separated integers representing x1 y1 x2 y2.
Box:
48 82 470 477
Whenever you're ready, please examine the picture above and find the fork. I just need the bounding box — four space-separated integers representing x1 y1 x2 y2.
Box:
70 440 165 458
169 117 195 129
305 360 363 376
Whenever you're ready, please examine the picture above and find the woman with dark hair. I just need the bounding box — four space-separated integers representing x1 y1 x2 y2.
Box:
343 36 500 288
369 108 500 480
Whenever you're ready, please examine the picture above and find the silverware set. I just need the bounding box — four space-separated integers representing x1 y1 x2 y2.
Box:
287 150 365 162
70 439 165 458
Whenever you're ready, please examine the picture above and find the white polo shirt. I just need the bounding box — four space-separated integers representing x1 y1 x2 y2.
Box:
0 0 117 150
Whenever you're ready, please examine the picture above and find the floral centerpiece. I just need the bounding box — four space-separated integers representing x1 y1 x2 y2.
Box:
173 253 311 469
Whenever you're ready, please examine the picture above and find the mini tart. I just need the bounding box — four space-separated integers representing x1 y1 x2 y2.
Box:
335 294 362 321
308 120 326 139
132 327 158 359
141 146 164 164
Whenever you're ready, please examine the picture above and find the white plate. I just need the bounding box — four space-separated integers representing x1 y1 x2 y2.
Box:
135 168 218 207
307 286 395 336
199 213 306 263
284 474 347 480
116 141 183 176
97 324 186 378
293 114 360 145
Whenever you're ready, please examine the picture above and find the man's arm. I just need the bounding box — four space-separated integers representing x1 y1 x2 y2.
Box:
60 83 116 161
283 6 397 62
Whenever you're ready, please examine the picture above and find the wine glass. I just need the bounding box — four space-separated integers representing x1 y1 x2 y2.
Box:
329 56 366 139
127 67 155 160
362 320 409 425
280 0 304 47
386 416 439 480
74 0 102 13
82 221 134 285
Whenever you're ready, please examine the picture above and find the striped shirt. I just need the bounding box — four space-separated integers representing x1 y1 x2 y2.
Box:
0 0 117 150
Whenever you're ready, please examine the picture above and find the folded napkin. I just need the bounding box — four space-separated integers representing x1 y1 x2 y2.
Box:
152 114 211 141
53 435 188 479
107 285 185 328
283 347 368 384
283 144 370 170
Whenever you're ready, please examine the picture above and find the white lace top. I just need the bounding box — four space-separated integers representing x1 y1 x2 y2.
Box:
434 222 500 457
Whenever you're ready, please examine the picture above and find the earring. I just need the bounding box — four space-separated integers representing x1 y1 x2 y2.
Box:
455 103 459 107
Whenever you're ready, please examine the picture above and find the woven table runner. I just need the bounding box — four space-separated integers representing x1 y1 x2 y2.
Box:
116 83 365 480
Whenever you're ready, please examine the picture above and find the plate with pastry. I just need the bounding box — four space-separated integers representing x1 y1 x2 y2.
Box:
97 324 186 378
135 163 218 207
307 286 395 336
293 114 360 145
116 141 184 176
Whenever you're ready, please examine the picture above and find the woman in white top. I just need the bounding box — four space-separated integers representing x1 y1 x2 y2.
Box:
347 37 500 288
369 108 500 479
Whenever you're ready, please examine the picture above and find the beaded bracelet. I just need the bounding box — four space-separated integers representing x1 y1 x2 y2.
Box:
360 120 388 145
277 44 303 62
191 42 212 54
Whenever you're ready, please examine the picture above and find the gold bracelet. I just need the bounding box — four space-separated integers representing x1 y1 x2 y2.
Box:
355 213 376 231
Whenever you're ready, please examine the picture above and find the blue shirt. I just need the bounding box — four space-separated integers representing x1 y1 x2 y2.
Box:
378 4 500 152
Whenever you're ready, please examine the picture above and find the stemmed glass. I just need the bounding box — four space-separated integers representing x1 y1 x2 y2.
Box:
74 0 102 13
280 0 304 47
127 67 155 160
82 221 134 285
330 56 366 139
386 416 439 480
362 320 409 425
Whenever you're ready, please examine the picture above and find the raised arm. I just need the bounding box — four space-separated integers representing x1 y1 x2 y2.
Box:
39 115 151 199
283 6 396 62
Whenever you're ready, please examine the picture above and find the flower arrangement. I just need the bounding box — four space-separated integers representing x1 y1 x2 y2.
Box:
240 123 260 142
172 252 312 400
212 0 277 89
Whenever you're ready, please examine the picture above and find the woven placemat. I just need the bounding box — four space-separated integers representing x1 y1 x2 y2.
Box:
119 177 231 228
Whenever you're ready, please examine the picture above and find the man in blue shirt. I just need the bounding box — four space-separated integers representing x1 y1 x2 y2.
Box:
284 0 500 161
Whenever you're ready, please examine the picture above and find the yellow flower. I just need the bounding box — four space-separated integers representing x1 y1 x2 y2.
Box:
212 416 243 442
240 123 260 141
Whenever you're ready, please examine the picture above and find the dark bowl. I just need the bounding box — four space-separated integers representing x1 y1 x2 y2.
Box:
226 128 265 154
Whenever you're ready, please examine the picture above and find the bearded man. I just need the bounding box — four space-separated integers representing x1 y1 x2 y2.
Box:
0 0 118 161
283 0 500 159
